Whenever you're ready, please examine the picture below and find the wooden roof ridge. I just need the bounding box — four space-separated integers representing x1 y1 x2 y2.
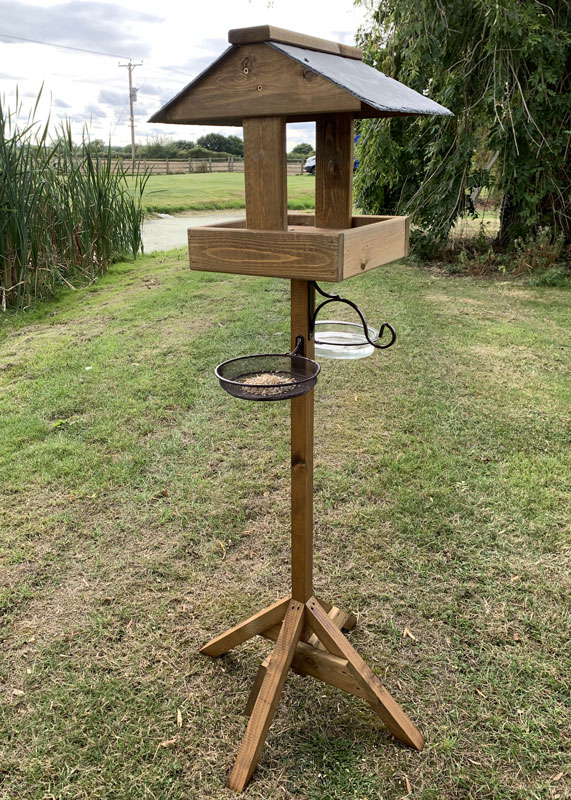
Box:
228 25 363 60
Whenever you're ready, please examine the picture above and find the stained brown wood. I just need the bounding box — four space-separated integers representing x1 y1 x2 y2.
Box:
315 114 354 230
247 605 360 715
342 216 408 278
243 117 287 231
199 596 290 657
228 26 363 61
290 280 315 602
246 641 367 714
286 213 394 229
157 44 360 126
188 215 408 281
244 654 271 716
306 597 425 750
306 604 357 650
188 227 342 281
228 600 305 792
260 604 356 644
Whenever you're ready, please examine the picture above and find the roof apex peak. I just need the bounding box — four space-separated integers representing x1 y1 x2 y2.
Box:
228 25 363 61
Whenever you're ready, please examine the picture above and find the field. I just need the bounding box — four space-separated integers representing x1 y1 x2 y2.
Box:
1 248 569 799
137 172 316 214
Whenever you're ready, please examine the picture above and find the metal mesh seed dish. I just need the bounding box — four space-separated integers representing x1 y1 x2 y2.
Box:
215 344 320 402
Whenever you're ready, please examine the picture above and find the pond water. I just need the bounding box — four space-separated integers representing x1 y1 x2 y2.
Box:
142 210 243 253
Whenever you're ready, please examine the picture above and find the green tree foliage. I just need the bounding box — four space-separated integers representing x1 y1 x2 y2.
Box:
291 142 314 156
354 0 570 251
143 135 179 159
196 133 244 156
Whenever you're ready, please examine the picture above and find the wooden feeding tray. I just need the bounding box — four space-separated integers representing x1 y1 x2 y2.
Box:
188 213 409 282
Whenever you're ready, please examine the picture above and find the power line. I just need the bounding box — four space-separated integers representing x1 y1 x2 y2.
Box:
0 32 191 82
0 32 131 60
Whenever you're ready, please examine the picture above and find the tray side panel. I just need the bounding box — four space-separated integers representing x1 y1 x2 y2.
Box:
188 227 342 281
342 216 409 278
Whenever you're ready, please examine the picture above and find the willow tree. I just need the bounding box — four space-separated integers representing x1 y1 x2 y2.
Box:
354 0 570 252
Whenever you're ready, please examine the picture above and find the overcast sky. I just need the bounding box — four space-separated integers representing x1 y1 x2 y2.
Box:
0 0 369 149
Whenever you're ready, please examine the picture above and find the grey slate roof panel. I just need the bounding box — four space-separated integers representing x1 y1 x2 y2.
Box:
268 42 453 117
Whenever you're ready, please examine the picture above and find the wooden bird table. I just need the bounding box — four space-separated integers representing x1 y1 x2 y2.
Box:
199 114 423 793
149 25 452 792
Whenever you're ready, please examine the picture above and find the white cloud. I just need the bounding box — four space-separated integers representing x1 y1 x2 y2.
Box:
0 0 368 146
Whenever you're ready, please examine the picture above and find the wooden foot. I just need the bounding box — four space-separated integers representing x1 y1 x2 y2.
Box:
228 600 304 792
200 596 290 657
306 597 425 751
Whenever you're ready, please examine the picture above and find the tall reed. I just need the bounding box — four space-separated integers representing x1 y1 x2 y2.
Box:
0 90 149 310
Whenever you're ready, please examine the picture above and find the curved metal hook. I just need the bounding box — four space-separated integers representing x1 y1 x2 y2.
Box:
310 283 396 350
289 336 304 357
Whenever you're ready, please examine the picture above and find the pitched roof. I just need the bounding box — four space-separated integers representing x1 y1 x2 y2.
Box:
149 29 452 125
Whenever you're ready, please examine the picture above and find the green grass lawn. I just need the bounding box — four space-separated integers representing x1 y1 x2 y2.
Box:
0 254 569 799
137 172 316 214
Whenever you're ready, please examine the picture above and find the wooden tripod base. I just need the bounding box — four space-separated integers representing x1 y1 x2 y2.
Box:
200 595 424 792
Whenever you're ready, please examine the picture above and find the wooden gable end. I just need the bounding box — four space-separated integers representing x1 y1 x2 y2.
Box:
153 43 360 126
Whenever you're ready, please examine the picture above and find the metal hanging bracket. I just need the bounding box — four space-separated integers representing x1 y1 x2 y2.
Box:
309 282 396 350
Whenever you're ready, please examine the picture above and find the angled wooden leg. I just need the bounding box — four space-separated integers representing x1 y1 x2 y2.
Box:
246 601 356 714
307 600 357 649
229 600 304 792
315 597 357 630
244 654 271 716
200 596 290 657
306 597 424 751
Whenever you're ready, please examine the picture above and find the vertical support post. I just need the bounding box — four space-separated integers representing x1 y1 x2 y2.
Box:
243 117 287 230
315 113 354 229
288 112 354 604
290 280 314 602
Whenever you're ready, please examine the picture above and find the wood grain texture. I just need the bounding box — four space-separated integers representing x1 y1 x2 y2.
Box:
228 26 363 60
228 600 304 792
315 114 354 230
199 596 290 657
248 603 361 714
306 604 357 649
161 44 360 125
286 213 394 229
244 654 272 717
188 216 408 281
188 228 341 280
290 281 315 602
259 601 356 645
342 216 408 278
246 640 368 715
243 117 287 231
306 597 425 750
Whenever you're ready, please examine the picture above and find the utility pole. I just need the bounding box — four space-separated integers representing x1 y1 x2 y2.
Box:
119 59 143 168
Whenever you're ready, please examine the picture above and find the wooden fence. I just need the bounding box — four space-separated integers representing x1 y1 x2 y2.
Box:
118 157 307 176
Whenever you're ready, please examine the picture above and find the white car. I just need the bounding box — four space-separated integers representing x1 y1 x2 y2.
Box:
304 155 316 174
304 136 360 175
